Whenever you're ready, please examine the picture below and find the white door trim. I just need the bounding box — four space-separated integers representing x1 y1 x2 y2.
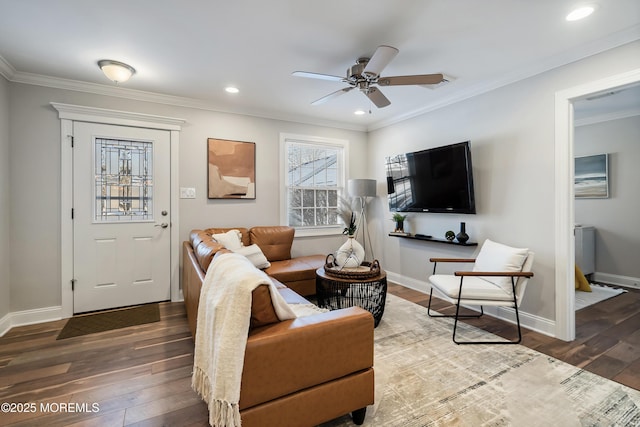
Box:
553 69 640 341
51 103 185 319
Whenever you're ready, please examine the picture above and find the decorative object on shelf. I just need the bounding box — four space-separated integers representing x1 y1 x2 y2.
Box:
392 213 408 233
389 231 411 236
456 222 469 244
348 179 377 260
445 230 455 241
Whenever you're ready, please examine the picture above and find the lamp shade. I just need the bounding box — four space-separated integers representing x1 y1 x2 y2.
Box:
348 179 376 198
98 60 136 83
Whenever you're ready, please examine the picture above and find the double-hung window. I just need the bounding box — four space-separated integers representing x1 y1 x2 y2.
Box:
280 133 348 236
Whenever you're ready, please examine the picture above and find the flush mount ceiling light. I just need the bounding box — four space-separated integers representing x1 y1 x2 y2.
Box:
225 86 239 93
97 59 136 83
566 5 597 21
354 109 366 115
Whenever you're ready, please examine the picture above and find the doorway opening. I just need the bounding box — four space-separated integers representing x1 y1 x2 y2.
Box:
554 69 640 341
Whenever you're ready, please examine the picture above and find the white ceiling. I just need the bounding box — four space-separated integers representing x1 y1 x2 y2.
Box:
0 0 639 130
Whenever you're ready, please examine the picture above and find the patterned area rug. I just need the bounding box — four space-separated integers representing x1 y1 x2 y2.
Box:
322 294 640 426
57 303 160 339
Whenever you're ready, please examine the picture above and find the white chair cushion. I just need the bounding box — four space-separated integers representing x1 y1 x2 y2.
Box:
429 274 513 301
473 239 529 294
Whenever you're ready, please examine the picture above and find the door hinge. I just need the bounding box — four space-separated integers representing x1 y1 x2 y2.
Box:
71 279 76 291
69 135 74 147
71 208 74 219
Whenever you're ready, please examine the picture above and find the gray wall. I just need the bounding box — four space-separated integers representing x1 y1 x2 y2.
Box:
7 83 367 312
4 40 640 329
0 75 9 321
366 41 640 321
575 115 640 279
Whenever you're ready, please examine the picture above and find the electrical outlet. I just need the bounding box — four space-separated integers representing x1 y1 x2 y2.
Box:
180 187 196 199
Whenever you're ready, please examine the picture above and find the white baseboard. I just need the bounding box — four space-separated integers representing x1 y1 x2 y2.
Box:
593 272 640 290
0 306 63 337
386 270 557 338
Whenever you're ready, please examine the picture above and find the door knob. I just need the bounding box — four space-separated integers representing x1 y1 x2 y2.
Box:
155 223 169 229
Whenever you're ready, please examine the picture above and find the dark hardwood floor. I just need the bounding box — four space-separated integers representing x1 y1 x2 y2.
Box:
387 282 640 391
0 285 638 426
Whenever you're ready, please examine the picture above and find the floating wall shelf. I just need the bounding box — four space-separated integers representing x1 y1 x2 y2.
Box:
389 233 478 247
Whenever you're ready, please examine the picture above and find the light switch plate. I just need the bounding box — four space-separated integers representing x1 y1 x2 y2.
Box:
180 187 196 199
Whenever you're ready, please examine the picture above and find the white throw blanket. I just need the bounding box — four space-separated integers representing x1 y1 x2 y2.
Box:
192 252 296 427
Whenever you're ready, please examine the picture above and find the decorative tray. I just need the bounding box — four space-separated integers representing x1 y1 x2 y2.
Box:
323 254 381 279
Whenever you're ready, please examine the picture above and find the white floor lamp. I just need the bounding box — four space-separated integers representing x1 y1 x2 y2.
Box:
348 179 376 261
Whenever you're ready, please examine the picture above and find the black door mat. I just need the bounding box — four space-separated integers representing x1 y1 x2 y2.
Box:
57 303 160 340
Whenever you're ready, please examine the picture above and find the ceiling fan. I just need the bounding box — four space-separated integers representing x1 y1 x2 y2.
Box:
293 45 445 108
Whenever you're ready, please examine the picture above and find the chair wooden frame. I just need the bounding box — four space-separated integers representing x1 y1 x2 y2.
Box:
427 257 534 345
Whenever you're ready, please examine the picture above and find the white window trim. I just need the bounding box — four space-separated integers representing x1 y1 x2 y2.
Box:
280 133 349 237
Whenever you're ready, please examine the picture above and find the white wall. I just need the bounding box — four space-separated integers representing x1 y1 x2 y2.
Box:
0 75 9 322
8 83 367 313
575 115 640 280
367 41 640 323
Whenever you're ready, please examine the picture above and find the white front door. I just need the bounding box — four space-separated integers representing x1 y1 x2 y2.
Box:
73 122 171 313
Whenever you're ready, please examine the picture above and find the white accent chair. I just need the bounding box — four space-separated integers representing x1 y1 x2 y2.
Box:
427 239 534 344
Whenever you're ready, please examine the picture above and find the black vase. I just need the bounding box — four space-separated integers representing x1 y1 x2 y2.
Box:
456 222 469 244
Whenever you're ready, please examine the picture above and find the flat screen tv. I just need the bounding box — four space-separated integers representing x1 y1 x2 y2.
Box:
386 141 476 214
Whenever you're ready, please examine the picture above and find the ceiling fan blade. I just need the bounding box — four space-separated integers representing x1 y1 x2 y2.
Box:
363 45 399 78
311 87 354 105
365 87 391 108
292 71 345 82
378 73 444 86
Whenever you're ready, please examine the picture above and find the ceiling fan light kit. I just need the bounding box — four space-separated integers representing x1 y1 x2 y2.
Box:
98 59 136 83
293 45 446 108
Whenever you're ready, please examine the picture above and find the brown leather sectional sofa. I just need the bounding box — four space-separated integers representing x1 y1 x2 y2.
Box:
182 226 375 426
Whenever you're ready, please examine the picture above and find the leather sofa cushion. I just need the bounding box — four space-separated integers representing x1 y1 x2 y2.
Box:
190 229 210 249
249 226 294 262
240 307 374 409
190 231 225 272
265 255 326 283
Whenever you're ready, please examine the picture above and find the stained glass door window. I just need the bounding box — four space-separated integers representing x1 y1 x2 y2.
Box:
94 138 153 222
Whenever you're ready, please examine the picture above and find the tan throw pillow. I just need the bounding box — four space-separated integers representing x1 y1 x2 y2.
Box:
212 229 243 250
232 244 271 269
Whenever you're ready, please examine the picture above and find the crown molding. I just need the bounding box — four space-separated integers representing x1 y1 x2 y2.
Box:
0 54 16 80
8 70 367 132
574 107 640 127
368 24 640 131
3 23 638 133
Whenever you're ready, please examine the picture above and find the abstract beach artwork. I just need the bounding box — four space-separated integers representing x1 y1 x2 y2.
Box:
207 138 256 199
575 153 608 198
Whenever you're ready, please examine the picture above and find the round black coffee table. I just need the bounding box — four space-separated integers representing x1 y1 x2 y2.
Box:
315 267 387 327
